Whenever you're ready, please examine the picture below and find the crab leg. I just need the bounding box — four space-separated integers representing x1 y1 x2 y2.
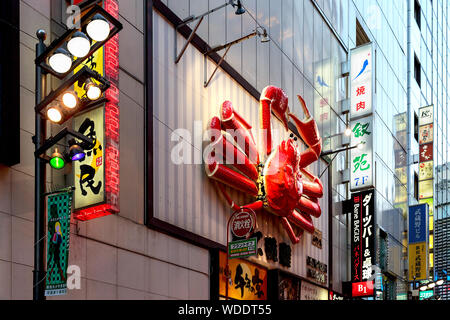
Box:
301 168 323 199
281 217 304 244
297 195 321 218
208 117 258 181
220 101 259 165
289 95 322 169
287 209 315 234
214 181 263 212
206 153 258 196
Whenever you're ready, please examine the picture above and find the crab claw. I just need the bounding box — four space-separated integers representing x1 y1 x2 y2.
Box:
261 86 290 130
289 95 322 168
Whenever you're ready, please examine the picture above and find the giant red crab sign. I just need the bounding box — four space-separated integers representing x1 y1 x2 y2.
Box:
205 86 323 244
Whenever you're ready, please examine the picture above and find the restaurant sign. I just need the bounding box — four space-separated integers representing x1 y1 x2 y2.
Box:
218 251 267 300
350 43 373 119
408 204 429 281
350 117 374 190
351 190 375 285
228 238 257 259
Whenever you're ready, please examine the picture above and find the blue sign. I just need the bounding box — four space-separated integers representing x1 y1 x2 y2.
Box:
408 204 429 244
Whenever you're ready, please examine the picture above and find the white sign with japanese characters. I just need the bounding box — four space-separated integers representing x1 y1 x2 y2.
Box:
418 105 433 126
350 43 374 119
350 117 374 191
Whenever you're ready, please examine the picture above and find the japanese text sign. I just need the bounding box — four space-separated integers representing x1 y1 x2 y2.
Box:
408 204 429 281
351 190 375 284
408 204 429 244
350 117 374 190
352 281 374 297
350 43 373 119
218 251 267 300
418 105 433 126
73 106 105 210
408 242 427 281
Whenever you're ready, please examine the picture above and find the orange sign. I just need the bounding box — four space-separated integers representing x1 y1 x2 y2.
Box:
218 251 267 300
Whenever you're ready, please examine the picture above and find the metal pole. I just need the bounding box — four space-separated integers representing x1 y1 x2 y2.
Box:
33 29 47 301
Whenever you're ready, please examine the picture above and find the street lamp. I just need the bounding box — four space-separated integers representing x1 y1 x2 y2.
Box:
86 14 111 41
67 31 91 58
48 48 72 74
32 3 122 301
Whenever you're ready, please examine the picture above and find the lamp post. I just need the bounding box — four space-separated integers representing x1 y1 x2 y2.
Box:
33 29 48 301
32 4 122 300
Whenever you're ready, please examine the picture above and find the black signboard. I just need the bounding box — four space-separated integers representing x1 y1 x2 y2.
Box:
350 189 375 283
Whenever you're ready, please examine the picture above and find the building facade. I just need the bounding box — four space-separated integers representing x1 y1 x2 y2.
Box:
0 0 448 300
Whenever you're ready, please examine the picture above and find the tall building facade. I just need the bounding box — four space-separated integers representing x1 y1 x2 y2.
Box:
0 0 448 301
407 0 450 299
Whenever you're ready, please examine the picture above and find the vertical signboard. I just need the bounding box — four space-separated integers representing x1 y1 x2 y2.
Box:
350 43 374 191
45 192 72 296
351 189 375 296
408 204 429 281
350 43 373 120
73 107 105 211
350 117 374 190
418 105 434 274
72 0 120 220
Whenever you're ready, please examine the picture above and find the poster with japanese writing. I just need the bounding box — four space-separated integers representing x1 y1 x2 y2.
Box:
419 161 434 181
419 143 433 162
350 43 373 119
45 192 72 296
419 124 433 144
419 180 433 199
408 242 427 281
73 106 105 210
418 105 433 126
351 190 375 284
218 251 267 300
350 117 374 190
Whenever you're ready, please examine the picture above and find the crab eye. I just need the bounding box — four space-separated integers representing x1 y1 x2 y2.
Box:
290 133 294 138
294 137 298 141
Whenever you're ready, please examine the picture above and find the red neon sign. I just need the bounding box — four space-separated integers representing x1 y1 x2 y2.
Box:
352 281 374 297
73 0 120 221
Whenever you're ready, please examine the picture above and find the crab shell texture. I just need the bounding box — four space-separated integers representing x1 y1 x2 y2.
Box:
263 129 304 217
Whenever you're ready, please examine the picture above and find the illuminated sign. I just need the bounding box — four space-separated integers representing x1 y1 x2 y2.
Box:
73 106 105 210
72 0 120 220
352 281 374 297
408 204 429 281
408 242 428 281
228 238 257 259
350 43 373 119
350 117 374 190
408 204 429 244
419 290 433 300
351 190 375 283
300 281 328 300
218 251 267 300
